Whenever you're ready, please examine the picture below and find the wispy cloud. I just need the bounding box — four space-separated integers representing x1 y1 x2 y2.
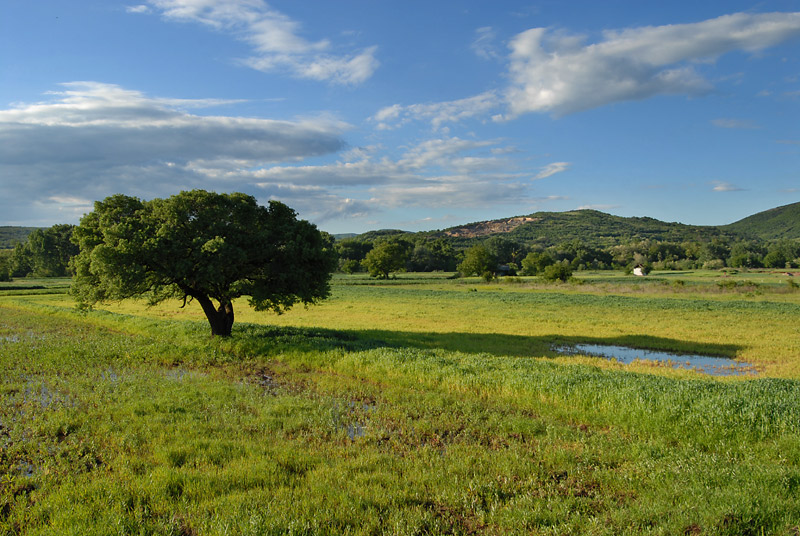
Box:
504 12 800 117
534 162 570 180
372 91 501 130
472 26 501 60
711 181 745 192
252 136 536 215
137 0 379 85
711 118 760 129
576 204 621 211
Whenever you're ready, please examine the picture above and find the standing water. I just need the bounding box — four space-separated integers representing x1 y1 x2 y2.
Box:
554 343 757 376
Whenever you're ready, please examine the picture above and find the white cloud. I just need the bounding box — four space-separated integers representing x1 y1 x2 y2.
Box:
251 136 534 214
0 82 347 223
256 184 375 223
371 91 501 130
504 12 800 117
142 0 379 85
534 162 570 180
711 181 745 192
126 5 151 14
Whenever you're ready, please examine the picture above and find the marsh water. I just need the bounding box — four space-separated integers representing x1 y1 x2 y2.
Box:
555 343 757 376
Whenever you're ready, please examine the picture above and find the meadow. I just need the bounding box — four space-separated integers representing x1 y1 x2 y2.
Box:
2 270 800 535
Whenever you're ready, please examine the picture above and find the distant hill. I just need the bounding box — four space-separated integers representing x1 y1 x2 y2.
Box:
722 202 800 241
428 209 739 248
340 203 800 248
0 226 39 249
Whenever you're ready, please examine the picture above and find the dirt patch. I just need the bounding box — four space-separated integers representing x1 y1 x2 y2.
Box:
444 216 539 238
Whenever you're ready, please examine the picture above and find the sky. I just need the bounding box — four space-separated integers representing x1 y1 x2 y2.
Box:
1 1 799 234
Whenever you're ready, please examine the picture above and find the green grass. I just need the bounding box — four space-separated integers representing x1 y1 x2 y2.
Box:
2 273 800 534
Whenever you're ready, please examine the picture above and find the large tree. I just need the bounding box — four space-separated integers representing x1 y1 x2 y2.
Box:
70 190 337 336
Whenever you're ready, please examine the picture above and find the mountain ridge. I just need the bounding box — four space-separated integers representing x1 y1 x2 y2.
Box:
339 202 800 246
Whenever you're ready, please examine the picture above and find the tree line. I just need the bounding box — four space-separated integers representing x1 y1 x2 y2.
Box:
3 222 799 284
0 224 79 281
336 234 800 279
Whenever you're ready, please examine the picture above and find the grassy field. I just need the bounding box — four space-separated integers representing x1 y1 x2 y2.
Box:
2 270 800 534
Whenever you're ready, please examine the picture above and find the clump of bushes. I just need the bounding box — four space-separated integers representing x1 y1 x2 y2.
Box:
541 264 573 282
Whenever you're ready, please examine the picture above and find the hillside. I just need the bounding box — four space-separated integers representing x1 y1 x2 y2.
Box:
0 226 39 249
426 209 739 248
722 201 800 241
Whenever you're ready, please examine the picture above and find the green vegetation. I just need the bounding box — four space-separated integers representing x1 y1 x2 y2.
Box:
70 190 336 336
2 271 800 534
723 201 800 241
1 225 77 280
334 205 800 278
457 244 496 279
0 227 38 249
363 238 412 279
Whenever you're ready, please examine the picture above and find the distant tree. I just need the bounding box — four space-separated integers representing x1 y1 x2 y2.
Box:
363 239 411 279
701 238 730 264
27 224 79 276
541 263 573 282
7 224 79 277
407 239 458 272
9 242 32 277
648 241 685 263
520 251 555 275
0 250 12 281
339 259 362 274
70 190 337 337
763 249 788 269
458 244 496 278
484 236 524 265
763 241 800 269
334 239 373 271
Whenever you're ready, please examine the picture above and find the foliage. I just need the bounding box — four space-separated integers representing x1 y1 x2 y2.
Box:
406 238 458 272
541 262 573 282
70 190 336 336
331 204 800 275
483 236 524 265
0 226 38 249
520 251 554 275
457 244 496 277
723 201 800 240
363 238 412 279
334 238 373 272
5 224 78 278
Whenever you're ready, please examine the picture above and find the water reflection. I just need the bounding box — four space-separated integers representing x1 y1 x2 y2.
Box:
555 343 757 376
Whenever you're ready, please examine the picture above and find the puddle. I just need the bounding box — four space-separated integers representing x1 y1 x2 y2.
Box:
347 422 365 440
554 343 757 376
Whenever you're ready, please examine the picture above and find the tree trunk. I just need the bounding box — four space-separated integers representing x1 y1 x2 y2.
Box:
196 295 235 336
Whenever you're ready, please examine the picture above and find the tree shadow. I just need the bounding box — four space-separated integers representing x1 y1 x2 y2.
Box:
232 323 743 361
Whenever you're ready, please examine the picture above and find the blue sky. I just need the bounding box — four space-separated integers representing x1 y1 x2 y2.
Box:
1 1 799 233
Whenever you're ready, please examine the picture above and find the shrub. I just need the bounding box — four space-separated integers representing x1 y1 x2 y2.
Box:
541 264 573 282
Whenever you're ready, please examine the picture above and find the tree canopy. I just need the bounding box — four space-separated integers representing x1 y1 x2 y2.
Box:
457 244 496 278
70 190 337 336
363 239 411 279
